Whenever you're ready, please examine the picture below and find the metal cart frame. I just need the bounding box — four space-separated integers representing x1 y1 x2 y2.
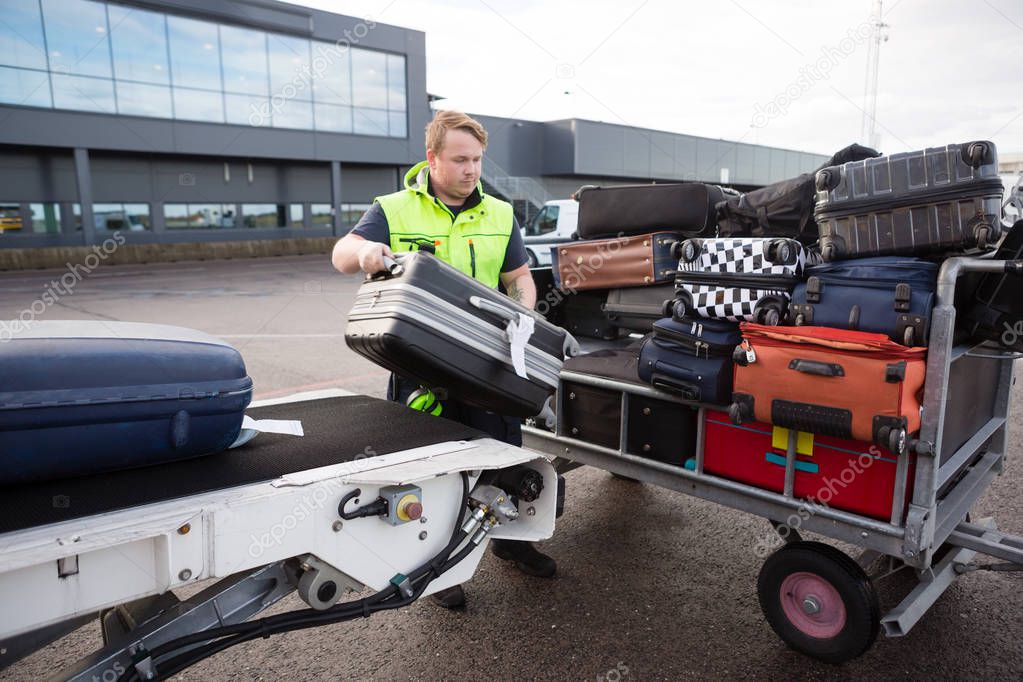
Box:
523 255 1023 657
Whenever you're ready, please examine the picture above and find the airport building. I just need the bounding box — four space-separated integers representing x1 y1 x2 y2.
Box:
0 0 828 253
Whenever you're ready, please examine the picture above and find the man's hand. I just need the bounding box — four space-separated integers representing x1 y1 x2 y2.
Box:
332 233 394 275
356 240 394 274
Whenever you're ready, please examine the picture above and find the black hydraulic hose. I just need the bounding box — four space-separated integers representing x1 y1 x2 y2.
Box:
121 473 475 681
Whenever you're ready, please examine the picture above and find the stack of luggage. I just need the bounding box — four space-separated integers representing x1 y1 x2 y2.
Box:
554 139 1022 522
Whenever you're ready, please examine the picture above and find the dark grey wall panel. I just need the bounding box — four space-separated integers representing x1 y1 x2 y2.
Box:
0 151 77 201
540 120 575 176
341 165 399 203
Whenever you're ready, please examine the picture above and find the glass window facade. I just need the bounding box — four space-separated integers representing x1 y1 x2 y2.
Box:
28 202 61 233
93 202 150 231
310 203 332 226
165 203 235 229
0 1 408 137
242 203 284 228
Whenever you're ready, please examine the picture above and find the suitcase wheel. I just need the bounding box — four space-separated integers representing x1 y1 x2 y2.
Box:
876 425 907 455
675 239 700 263
821 242 838 262
794 312 806 326
670 298 689 322
965 141 989 168
728 402 748 424
732 346 751 367
974 224 991 250
757 542 880 664
766 239 793 265
661 298 676 318
815 169 839 193
902 326 915 347
758 306 782 326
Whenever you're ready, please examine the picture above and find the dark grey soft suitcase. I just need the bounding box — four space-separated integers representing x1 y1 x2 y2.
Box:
0 321 253 484
575 183 736 240
814 141 1003 260
602 283 675 333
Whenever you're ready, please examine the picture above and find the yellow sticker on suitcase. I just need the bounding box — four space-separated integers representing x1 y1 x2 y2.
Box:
771 426 815 455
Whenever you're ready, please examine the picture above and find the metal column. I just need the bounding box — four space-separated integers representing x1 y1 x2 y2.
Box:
72 148 95 246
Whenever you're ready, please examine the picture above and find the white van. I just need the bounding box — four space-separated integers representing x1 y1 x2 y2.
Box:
521 199 578 268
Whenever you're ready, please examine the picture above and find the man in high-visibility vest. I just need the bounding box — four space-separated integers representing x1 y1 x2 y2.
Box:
333 111 554 610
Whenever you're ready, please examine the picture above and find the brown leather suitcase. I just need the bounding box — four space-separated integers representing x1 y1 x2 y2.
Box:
551 231 682 291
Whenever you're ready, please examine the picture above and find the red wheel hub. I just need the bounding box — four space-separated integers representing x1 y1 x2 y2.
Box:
779 571 846 638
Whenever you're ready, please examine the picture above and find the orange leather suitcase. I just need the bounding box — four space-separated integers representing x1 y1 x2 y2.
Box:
729 323 926 454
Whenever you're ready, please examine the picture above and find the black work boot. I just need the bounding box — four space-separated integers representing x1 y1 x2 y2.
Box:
430 584 466 610
490 540 557 578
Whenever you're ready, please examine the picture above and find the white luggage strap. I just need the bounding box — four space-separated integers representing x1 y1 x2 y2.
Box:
467 295 535 379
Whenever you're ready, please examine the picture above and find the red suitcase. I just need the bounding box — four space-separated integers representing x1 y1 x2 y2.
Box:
703 411 914 521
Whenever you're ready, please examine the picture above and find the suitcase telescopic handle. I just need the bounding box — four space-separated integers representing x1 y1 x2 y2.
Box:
788 359 845 377
380 255 404 275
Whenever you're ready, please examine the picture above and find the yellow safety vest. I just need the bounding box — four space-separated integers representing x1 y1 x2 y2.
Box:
375 161 514 288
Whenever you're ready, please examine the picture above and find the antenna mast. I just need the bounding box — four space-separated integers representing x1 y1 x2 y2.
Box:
861 0 889 149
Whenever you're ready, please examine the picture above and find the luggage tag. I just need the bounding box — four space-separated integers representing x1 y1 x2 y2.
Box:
772 426 815 456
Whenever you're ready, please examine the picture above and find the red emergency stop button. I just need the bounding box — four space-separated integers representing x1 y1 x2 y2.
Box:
396 494 423 522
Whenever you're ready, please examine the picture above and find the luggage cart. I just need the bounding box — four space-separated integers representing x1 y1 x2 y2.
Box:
523 255 1023 663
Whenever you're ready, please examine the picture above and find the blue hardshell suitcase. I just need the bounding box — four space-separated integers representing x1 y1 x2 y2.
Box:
638 316 741 404
788 257 938 346
0 321 253 484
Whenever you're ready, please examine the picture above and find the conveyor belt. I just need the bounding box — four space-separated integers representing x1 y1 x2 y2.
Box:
0 396 483 535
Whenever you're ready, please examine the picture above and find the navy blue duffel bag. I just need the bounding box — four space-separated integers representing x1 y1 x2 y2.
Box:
787 257 938 346
0 321 253 485
638 316 741 404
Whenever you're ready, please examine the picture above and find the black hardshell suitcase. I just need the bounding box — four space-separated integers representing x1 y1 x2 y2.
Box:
346 252 579 418
814 141 1003 261
0 321 253 485
575 183 736 240
602 283 675 333
967 219 1023 351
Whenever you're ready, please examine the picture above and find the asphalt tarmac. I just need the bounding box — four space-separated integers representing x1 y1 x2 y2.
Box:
1 254 1020 680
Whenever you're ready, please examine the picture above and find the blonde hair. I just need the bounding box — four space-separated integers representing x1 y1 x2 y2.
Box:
425 111 488 154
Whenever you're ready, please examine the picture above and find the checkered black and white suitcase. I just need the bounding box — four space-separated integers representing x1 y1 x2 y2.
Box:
671 238 817 325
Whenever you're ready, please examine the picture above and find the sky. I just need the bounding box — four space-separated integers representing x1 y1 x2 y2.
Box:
290 0 1023 157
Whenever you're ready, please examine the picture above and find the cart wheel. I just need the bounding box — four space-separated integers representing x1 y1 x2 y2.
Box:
758 541 880 664
902 326 915 347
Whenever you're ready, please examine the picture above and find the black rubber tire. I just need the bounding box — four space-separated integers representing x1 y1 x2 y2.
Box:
758 541 880 664
681 239 699 263
732 346 750 367
661 298 676 318
728 401 748 425
669 241 683 261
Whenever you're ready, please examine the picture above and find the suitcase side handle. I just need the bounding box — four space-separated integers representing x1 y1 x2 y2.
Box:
469 295 519 324
787 358 845 377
